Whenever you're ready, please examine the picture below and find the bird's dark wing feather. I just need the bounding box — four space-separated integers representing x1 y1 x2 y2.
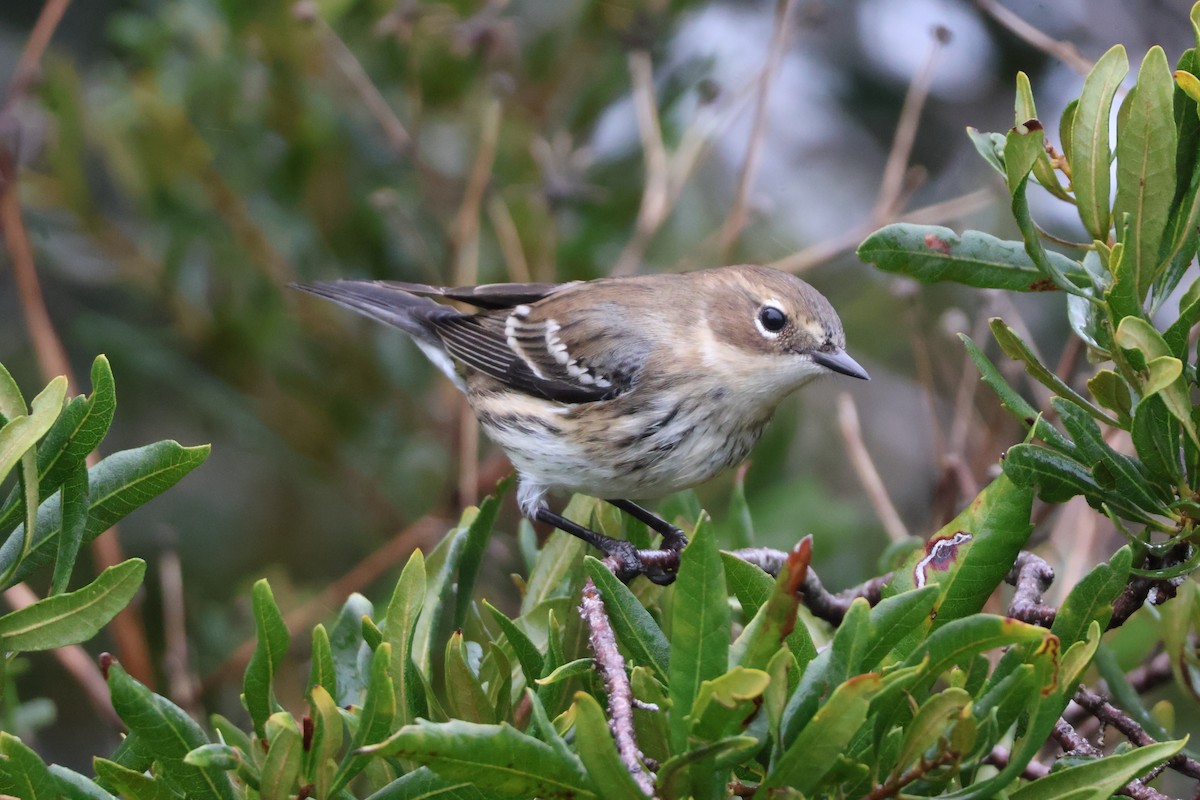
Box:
429 287 653 404
374 280 576 310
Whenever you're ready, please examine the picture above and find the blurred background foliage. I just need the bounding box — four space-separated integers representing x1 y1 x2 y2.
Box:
0 0 1196 770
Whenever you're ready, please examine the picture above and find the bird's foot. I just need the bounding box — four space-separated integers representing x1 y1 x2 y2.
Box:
602 540 680 585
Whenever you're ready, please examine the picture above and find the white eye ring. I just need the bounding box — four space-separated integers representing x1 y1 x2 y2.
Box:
755 301 787 339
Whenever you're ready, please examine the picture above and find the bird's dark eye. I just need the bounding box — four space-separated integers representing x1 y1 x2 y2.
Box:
758 305 787 333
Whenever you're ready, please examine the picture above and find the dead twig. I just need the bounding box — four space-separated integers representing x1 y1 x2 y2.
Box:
836 393 909 543
580 575 655 796
718 0 797 259
974 0 1094 77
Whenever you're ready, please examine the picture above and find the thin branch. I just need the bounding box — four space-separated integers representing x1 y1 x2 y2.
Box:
836 393 909 543
872 26 950 224
1074 684 1200 780
581 575 655 796
973 0 1094 76
729 546 889 625
1052 718 1171 800
305 12 411 155
4 0 72 109
769 187 995 274
160 546 200 712
1006 550 1056 627
718 0 797 259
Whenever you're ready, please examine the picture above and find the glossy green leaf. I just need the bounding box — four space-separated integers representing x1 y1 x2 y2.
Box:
0 558 144 652
1016 72 1071 200
306 684 344 798
1052 547 1132 645
411 510 470 674
308 623 336 700
444 631 495 724
329 592 373 707
50 764 119 800
1116 46 1178 297
455 484 506 628
967 127 1006 176
366 719 595 799
584 556 669 680
332 642 397 795
93 757 178 800
0 731 57 800
892 688 971 779
763 674 884 795
1072 45 1129 240
1116 316 1200 445
856 224 1086 292
1087 370 1132 425
1053 398 1169 515
1002 443 1160 524
260 713 303 800
1131 394 1184 486
1008 738 1186 799
990 318 1119 426
363 766 492 799
729 543 816 671
1164 275 1200 356
52 459 89 594
483 600 544 688
107 661 236 800
0 375 66 485
959 334 1077 454
888 474 1032 629
0 441 210 587
668 515 729 752
690 666 769 743
243 578 289 739
383 548 426 726
572 692 647 800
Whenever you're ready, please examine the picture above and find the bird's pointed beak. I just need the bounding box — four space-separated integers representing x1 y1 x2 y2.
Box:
812 347 870 380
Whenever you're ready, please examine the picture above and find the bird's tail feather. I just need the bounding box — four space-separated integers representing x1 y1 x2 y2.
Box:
291 280 466 388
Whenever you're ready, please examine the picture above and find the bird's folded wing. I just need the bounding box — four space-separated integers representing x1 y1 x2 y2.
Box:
375 280 577 310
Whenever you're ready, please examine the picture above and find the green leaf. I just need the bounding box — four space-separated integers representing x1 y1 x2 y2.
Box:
967 127 1006 176
1002 443 1159 524
444 631 495 724
1052 547 1132 645
50 764 119 800
0 731 57 800
520 496 591 616
1116 316 1200 446
366 719 595 799
0 441 210 587
584 556 669 681
0 558 144 651
1053 397 1169 515
0 375 67 484
107 660 236 800
1087 370 1132 426
892 688 972 779
690 666 770 742
1164 274 1200 356
93 757 179 800
668 515 729 753
52 460 89 594
455 484 506 628
243 579 289 740
1131 394 1184 486
308 623 337 701
762 674 884 795
383 548 426 726
483 600 544 688
856 224 1086 292
990 318 1120 426
1060 98 1079 163
306 685 344 798
572 692 647 800
1008 738 1187 800
329 592 372 707
887 474 1033 631
1072 45 1130 240
902 614 1053 679
1115 46 1178 298
332 642 397 795
363 766 491 799
412 510 471 674
959 334 1077 454
1016 72 1071 201
729 542 816 671
260 713 303 800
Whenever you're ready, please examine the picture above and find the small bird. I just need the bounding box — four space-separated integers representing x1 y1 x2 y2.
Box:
294 265 868 583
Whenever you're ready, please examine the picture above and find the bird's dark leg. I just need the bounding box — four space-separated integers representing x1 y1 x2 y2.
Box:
532 507 678 585
607 499 689 552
